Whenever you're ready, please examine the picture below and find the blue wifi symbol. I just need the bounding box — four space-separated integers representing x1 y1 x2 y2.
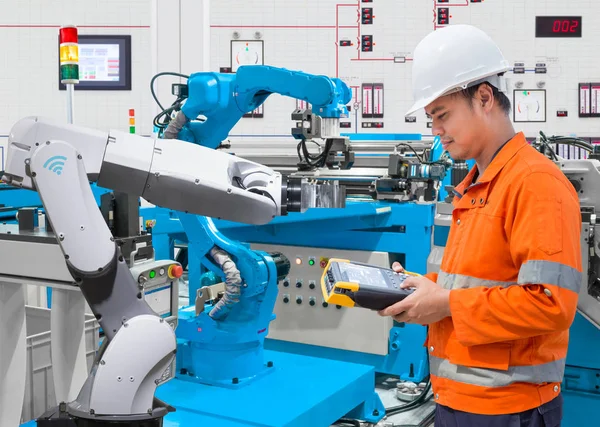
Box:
43 155 67 176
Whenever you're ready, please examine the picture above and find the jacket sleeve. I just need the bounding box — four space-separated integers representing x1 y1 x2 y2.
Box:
425 272 438 283
449 172 582 347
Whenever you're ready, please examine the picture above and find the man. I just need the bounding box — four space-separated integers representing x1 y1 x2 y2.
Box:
380 25 582 426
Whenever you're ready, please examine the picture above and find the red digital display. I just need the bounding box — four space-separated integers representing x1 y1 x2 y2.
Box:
536 16 582 37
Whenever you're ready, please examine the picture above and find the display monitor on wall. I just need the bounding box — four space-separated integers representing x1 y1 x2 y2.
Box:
59 35 131 90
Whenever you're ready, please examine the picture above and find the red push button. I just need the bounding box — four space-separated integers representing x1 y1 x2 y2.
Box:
168 264 183 279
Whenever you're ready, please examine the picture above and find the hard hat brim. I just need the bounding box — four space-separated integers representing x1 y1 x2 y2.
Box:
405 97 431 117
405 71 510 117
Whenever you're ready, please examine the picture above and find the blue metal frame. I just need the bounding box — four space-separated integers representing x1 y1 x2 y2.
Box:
145 199 433 384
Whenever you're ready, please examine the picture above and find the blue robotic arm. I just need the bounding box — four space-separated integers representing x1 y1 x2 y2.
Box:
165 65 352 149
152 65 351 388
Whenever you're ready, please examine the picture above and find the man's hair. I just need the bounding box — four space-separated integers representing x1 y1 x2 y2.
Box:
459 82 512 116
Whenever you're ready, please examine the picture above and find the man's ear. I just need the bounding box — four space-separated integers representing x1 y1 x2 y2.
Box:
476 84 495 112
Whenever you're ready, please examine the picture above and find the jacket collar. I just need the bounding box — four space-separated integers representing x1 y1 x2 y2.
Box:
454 132 528 196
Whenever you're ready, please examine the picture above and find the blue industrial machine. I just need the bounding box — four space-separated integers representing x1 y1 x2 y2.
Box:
146 65 413 426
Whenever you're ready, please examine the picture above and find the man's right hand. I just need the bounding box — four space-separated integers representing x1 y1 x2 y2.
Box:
392 262 405 273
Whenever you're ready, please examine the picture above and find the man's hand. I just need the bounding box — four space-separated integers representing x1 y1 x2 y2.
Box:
379 263 451 325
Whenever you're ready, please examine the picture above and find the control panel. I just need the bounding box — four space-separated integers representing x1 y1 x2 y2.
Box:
129 258 182 384
251 243 394 356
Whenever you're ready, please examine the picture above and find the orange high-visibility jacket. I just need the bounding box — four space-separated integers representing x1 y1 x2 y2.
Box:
426 132 582 414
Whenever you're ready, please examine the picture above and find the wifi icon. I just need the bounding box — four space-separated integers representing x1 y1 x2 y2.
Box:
43 155 67 176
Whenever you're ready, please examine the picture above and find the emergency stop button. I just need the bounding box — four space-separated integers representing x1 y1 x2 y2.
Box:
168 264 183 279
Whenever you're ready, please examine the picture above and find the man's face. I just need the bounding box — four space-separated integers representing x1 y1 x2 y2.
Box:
425 94 483 161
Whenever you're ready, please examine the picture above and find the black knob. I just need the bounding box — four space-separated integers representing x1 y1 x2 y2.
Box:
269 252 291 280
309 299 316 306
309 283 316 290
283 280 290 287
296 282 302 288
283 296 289 303
336 305 342 309
296 297 302 304
322 302 329 308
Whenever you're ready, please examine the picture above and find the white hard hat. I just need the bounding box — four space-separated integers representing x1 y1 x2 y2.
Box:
406 25 510 116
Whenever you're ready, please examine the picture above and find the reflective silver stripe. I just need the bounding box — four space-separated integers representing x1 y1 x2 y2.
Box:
518 260 582 293
437 271 515 290
429 356 565 387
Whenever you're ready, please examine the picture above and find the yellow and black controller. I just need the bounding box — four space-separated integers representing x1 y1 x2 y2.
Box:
321 258 420 310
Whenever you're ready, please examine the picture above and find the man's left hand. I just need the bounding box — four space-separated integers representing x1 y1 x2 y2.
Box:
378 276 451 325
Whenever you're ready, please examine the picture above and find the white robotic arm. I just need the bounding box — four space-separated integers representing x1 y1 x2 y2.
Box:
3 116 296 224
2 116 342 424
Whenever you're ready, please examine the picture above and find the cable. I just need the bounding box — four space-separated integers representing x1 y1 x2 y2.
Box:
394 143 449 168
395 142 424 162
332 418 361 427
537 131 594 161
296 138 333 168
150 71 190 111
384 380 433 417
233 176 246 189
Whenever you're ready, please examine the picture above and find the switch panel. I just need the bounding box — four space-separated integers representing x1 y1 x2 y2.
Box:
592 85 600 116
373 83 384 118
513 62 525 74
340 122 352 128
339 39 352 47
361 35 373 52
580 83 591 117
362 84 373 118
581 83 600 117
362 7 373 24
438 8 449 25
362 83 384 119
362 122 384 128
252 243 394 356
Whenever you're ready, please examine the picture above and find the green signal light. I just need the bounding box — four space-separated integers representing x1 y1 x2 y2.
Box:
149 270 156 279
309 259 315 266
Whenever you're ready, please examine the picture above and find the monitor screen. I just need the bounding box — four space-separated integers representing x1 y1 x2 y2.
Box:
339 262 387 287
59 35 131 90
